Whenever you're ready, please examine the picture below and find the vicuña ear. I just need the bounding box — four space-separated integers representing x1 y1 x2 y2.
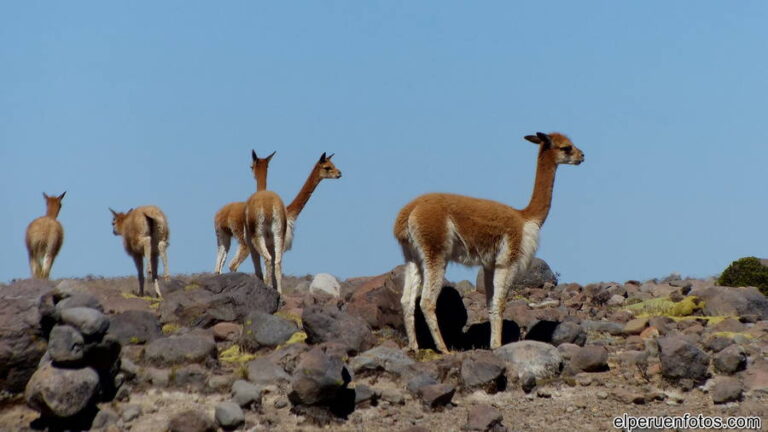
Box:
265 151 276 162
524 135 542 144
319 152 327 163
252 150 258 162
327 153 335 160
58 191 66 200
109 208 118 217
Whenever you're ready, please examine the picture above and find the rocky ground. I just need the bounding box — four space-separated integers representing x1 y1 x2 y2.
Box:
1 259 768 432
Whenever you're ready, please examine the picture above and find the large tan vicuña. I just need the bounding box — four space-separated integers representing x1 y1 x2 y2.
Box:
110 205 170 297
25 191 66 279
394 132 584 352
244 152 342 293
214 150 275 274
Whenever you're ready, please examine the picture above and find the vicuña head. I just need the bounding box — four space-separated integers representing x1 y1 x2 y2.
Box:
394 132 584 353
25 191 66 279
110 205 170 298
251 150 276 191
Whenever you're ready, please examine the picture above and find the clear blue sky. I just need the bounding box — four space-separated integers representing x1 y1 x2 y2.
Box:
2 2 767 285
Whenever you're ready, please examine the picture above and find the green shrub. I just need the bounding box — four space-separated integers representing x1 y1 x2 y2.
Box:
718 257 768 295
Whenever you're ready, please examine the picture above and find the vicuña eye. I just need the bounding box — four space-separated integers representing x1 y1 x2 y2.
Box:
561 146 572 153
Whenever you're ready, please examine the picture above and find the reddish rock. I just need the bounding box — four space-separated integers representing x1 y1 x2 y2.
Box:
212 322 242 342
345 267 404 330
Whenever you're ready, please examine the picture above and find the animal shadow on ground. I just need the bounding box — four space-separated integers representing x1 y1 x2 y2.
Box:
415 286 521 351
31 406 98 432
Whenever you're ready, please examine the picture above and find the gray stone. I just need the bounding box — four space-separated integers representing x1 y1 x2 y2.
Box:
144 335 216 367
494 340 563 380
232 379 263 408
55 292 103 314
302 305 375 354
406 373 439 394
92 408 119 429
711 376 743 404
581 320 625 335
551 322 586 346
121 404 142 422
145 367 170 387
418 383 455 409
60 307 110 338
460 351 506 393
354 384 377 406
168 409 217 432
658 335 710 382
107 310 162 345
309 273 341 297
520 372 536 393
288 347 350 406
172 364 208 390
158 273 279 328
24 362 99 418
714 344 747 374
246 357 290 386
48 325 85 365
0 279 53 393
623 318 649 335
568 345 609 373
690 286 768 320
349 345 415 377
215 402 245 430
240 311 298 350
464 404 505 432
380 387 404 404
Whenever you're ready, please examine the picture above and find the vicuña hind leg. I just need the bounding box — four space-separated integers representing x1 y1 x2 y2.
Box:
132 254 145 297
159 240 169 280
489 266 514 349
253 235 273 288
401 261 422 351
273 232 284 295
29 256 42 279
420 259 449 353
214 230 231 274
41 254 54 279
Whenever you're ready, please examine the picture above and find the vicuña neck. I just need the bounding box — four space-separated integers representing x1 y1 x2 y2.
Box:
46 206 60 219
286 165 321 221
255 169 268 192
521 150 558 224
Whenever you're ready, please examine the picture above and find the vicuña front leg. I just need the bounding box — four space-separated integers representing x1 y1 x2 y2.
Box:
254 236 273 288
132 254 145 297
159 240 169 281
228 242 250 273
489 266 513 349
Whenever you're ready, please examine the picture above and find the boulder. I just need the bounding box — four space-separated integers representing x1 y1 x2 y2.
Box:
47 325 85 365
568 345 609 373
710 376 743 404
0 279 53 393
144 335 216 367
24 362 99 418
689 286 768 320
713 344 747 374
158 273 279 327
168 409 217 432
172 364 209 391
494 341 563 380
288 347 351 406
107 310 161 345
349 345 415 377
214 402 245 430
476 258 557 292
240 311 298 350
345 266 405 330
460 351 506 393
246 357 291 386
55 292 103 314
302 305 374 354
417 383 455 409
60 307 110 338
232 379 263 408
212 322 242 342
309 273 342 297
550 322 586 346
464 404 506 432
658 336 710 382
